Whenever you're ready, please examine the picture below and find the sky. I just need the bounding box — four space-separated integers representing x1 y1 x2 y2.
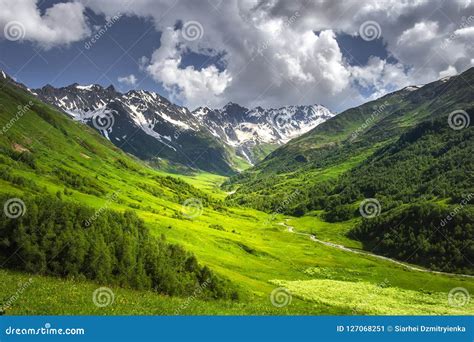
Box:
0 0 473 113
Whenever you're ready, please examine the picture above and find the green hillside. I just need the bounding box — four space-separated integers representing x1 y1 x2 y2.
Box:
0 73 473 315
226 68 474 274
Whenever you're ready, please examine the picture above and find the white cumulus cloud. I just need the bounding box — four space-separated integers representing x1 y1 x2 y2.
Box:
397 21 439 47
145 27 232 109
117 74 138 86
33 0 474 111
0 0 90 49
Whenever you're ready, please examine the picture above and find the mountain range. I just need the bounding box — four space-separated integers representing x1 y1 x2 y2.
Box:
30 81 332 174
227 67 474 274
0 66 472 315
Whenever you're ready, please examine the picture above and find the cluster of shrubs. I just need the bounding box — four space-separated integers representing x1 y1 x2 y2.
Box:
350 203 474 274
0 194 238 299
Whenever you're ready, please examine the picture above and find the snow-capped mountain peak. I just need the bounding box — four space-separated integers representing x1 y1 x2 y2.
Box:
32 82 334 170
191 103 334 164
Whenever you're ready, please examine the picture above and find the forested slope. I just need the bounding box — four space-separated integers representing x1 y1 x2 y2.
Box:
226 69 474 273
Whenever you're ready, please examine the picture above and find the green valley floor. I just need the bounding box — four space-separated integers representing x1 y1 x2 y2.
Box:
0 78 472 315
1 172 473 315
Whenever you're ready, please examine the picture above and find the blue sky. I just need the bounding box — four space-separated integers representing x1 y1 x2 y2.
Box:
0 0 472 112
0 10 389 109
0 10 166 94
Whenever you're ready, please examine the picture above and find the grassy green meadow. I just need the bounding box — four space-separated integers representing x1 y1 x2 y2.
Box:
0 75 473 316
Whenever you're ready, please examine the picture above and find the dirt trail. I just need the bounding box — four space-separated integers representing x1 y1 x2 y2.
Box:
278 221 474 279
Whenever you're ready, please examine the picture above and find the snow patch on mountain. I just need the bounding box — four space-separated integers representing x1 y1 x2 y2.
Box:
191 103 334 163
75 84 97 91
33 82 334 167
